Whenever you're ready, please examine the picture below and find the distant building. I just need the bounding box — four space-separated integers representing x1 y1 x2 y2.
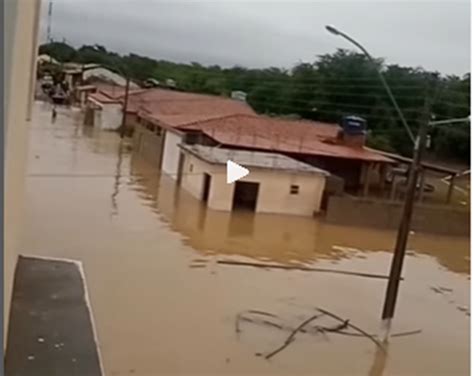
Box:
37 54 59 65
231 90 247 102
130 89 256 171
83 67 139 89
83 84 144 130
144 78 160 88
165 78 177 88
178 145 329 216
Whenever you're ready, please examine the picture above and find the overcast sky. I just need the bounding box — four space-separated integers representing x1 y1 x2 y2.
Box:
40 0 470 75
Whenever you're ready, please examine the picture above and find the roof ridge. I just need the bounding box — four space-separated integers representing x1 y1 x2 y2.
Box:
175 112 252 129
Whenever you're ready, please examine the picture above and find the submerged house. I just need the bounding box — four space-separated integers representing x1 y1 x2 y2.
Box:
177 145 329 215
130 89 256 169
83 84 145 130
137 113 393 194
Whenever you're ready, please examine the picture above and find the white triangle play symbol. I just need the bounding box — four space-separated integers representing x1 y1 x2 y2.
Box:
226 160 249 184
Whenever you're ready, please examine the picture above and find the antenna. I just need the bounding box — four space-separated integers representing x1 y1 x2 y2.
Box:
47 0 54 43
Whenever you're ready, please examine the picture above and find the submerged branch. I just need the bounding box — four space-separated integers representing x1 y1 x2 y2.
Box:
217 260 403 281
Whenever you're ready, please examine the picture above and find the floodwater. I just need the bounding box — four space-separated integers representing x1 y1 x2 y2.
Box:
21 103 470 375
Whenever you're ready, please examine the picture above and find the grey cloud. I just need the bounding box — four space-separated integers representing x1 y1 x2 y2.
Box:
40 0 470 75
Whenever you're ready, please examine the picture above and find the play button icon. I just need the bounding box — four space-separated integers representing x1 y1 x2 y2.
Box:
226 160 249 184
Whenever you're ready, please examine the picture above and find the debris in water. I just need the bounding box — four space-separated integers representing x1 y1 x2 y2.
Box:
236 307 421 359
218 259 401 280
315 307 385 352
265 314 324 359
27 355 35 361
37 337 45 343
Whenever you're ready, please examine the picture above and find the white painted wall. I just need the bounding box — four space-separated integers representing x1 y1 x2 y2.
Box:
181 153 327 216
162 131 183 179
100 103 123 130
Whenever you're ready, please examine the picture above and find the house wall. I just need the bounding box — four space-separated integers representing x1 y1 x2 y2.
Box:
125 113 139 132
4 0 41 348
100 103 122 130
162 131 183 179
295 154 363 189
181 153 327 216
132 123 165 167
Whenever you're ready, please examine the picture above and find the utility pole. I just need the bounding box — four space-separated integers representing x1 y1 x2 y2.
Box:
47 0 53 43
380 96 430 339
120 75 130 139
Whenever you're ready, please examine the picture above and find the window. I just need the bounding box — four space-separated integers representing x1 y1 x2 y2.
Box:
189 163 193 172
290 185 299 195
155 126 161 136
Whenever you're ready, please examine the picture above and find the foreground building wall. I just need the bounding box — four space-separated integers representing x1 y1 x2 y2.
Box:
4 0 42 348
180 153 327 216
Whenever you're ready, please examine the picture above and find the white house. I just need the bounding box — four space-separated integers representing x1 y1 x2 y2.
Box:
84 92 123 130
177 145 329 216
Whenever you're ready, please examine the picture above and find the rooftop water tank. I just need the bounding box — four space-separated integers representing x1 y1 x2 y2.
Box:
340 115 367 135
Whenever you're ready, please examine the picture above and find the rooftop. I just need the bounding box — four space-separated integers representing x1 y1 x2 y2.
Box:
178 114 393 163
179 144 330 176
127 88 255 117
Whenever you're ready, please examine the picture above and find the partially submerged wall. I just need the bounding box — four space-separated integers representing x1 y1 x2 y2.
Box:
326 196 469 236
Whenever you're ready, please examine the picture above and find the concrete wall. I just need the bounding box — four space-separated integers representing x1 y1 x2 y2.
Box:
181 153 327 216
100 103 122 130
4 0 42 348
326 196 470 236
162 131 183 179
132 123 165 167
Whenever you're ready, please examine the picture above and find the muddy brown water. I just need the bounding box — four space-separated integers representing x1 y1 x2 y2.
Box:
20 103 470 375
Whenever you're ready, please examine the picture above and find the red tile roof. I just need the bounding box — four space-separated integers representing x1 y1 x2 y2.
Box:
126 89 255 117
141 113 232 128
177 114 394 163
88 91 121 105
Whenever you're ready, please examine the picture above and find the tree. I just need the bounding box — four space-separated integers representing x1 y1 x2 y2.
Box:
39 42 75 62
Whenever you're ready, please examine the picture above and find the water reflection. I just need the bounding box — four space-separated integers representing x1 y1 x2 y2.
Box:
128 152 470 274
368 344 389 376
110 140 125 217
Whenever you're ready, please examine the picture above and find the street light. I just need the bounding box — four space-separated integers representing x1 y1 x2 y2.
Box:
325 25 415 144
325 25 427 340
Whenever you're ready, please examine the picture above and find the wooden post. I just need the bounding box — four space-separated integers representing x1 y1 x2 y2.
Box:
446 174 456 204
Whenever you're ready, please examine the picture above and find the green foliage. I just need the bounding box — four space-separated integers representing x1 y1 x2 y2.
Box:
366 134 395 153
39 42 76 62
38 42 470 163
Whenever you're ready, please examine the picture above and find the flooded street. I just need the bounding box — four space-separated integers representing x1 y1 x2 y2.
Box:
21 103 469 375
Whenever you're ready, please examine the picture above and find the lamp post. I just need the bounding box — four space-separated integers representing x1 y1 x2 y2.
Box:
325 25 427 339
325 25 415 144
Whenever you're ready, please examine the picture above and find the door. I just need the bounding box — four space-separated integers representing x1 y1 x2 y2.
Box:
202 173 211 203
232 181 259 211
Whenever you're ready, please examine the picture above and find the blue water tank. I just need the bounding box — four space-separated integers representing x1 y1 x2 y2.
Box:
340 116 367 135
